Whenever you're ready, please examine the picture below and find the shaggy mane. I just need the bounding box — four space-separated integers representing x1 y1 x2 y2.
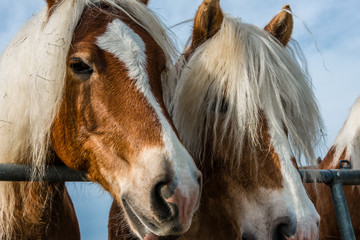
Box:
0 0 176 238
331 96 360 170
170 15 324 169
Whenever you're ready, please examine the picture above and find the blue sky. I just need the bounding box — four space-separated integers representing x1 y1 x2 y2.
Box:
1 0 360 239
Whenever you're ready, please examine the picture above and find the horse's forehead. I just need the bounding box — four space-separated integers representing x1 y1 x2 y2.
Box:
72 5 149 51
71 6 156 91
96 18 147 81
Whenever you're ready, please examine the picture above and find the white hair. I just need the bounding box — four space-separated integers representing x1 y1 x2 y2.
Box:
169 15 324 169
331 96 360 170
0 0 176 238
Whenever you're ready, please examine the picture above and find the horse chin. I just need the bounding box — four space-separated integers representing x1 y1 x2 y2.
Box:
122 198 182 240
144 233 180 240
144 233 159 240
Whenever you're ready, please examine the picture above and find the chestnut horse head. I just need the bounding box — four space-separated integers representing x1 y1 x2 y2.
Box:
0 0 201 239
168 1 324 239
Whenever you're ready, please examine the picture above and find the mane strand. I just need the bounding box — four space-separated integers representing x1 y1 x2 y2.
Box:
332 96 360 170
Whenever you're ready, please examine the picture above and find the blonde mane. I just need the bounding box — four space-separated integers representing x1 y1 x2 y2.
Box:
170 15 324 169
0 0 176 238
331 96 360 170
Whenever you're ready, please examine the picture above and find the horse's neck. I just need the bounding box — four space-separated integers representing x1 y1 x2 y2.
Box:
321 98 360 170
41 183 80 240
39 154 80 239
9 182 79 240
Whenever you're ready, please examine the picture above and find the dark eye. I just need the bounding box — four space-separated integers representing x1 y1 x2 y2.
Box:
69 58 93 76
211 97 228 114
161 65 167 72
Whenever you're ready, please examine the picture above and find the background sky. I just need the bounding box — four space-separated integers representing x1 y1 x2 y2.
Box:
1 0 359 239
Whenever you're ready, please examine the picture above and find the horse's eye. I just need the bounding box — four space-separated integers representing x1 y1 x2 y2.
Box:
69 58 93 76
161 65 167 72
211 97 228 114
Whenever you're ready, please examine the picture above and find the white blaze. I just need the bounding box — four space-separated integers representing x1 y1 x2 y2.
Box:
96 18 199 210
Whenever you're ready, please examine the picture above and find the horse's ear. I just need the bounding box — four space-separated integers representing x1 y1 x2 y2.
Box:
192 0 224 49
265 5 293 46
139 0 149 5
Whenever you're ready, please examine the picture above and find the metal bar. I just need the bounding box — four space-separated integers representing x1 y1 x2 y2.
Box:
329 179 356 240
0 164 89 182
300 169 359 240
299 169 360 185
300 169 333 184
0 164 359 238
1 164 359 184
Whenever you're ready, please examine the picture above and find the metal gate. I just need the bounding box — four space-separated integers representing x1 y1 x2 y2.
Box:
300 163 360 240
0 163 359 240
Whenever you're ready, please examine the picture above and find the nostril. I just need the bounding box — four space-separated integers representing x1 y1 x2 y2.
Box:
195 173 202 210
197 173 203 188
272 216 297 240
151 180 178 221
242 232 256 240
159 180 177 200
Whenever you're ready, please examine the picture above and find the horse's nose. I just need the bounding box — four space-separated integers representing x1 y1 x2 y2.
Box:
271 216 297 240
151 173 202 225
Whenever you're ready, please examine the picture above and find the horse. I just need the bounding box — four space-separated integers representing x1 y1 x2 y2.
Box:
108 0 324 239
306 96 360 239
169 1 325 239
0 0 202 239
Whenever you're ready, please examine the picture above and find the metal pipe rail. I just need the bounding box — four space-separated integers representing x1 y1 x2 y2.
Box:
300 169 360 185
300 168 360 240
0 163 88 182
0 163 359 239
